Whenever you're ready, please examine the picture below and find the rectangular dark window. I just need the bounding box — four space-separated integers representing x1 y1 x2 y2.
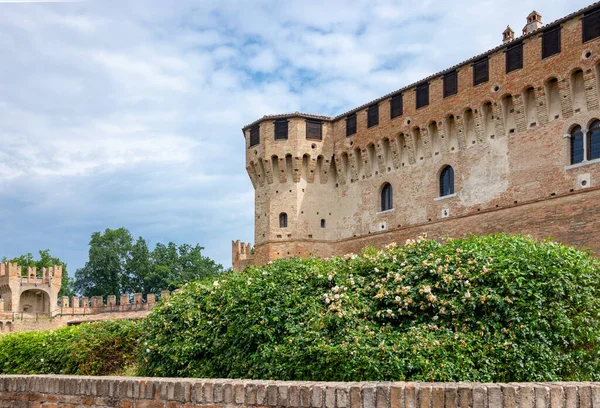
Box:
274 120 288 140
571 132 585 164
473 58 489 86
542 27 561 59
390 94 403 119
443 71 458 98
306 120 322 140
506 42 523 73
346 114 357 136
367 104 379 128
416 83 429 109
583 8 600 43
249 125 260 147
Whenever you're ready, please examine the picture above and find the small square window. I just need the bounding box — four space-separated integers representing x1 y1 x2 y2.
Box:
367 104 379 128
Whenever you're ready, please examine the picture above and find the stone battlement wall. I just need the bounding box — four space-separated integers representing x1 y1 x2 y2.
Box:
0 291 172 333
0 375 598 408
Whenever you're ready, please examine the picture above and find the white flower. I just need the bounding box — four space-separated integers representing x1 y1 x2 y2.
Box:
213 281 220 288
465 291 472 299
40 358 44 362
433 315 439 321
146 348 150 353
374 267 379 273
328 274 333 281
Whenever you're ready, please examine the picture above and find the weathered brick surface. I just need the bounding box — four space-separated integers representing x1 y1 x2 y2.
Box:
0 376 599 408
235 4 600 271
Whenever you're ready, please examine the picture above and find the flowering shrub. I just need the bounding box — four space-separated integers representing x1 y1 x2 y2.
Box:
138 234 600 382
0 320 142 375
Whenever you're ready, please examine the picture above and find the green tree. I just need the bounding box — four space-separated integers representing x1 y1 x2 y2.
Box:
2 249 74 298
73 228 133 297
151 242 224 291
73 227 225 297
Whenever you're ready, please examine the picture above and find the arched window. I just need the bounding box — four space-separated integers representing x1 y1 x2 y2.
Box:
381 183 393 211
279 213 288 228
589 120 600 160
571 125 585 164
320 219 326 228
440 166 455 197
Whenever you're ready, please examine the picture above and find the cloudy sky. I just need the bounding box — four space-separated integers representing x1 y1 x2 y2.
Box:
0 0 591 274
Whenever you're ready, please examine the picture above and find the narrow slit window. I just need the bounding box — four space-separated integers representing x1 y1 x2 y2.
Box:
346 114 357 136
279 213 288 228
506 42 523 73
249 125 260 147
416 83 429 109
306 120 323 140
367 104 379 128
443 71 458 98
542 27 561 59
274 120 288 140
320 219 326 228
380 183 393 211
390 95 403 119
473 58 489 86
583 8 600 43
439 166 455 197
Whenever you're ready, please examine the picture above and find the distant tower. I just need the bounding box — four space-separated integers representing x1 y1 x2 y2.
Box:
523 11 543 35
503 26 515 44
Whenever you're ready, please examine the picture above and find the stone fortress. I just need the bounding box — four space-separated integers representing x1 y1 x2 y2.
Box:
233 3 600 270
0 262 171 333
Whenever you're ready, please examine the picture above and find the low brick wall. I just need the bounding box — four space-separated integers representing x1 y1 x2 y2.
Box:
1 376 599 408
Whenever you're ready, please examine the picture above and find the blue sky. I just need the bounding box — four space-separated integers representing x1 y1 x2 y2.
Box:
0 0 591 274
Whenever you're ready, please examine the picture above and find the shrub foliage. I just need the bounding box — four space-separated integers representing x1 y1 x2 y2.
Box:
0 320 142 375
138 234 600 382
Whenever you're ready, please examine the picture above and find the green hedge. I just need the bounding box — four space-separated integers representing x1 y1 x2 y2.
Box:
0 319 142 375
137 234 600 382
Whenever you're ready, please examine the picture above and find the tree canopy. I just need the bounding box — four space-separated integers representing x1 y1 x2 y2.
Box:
73 227 224 297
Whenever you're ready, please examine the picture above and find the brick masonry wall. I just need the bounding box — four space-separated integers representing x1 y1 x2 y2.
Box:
235 5 600 270
1 376 600 408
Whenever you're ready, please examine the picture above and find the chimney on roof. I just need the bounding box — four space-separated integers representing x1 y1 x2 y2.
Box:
503 26 515 44
523 10 543 35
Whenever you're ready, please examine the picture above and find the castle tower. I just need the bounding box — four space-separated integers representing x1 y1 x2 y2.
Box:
242 113 337 267
0 262 62 314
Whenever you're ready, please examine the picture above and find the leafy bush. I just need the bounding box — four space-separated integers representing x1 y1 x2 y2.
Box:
138 234 600 382
0 319 142 375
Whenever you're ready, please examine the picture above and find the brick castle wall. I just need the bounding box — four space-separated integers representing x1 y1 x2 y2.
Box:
1 375 599 408
233 4 600 271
